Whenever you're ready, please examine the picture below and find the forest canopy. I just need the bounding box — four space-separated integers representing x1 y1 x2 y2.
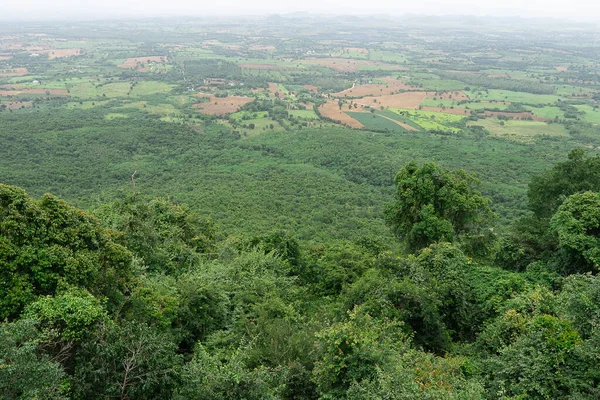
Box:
2 151 600 399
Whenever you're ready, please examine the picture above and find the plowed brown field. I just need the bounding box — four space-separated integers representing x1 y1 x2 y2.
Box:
354 92 427 109
192 95 253 115
319 100 364 128
119 56 167 69
0 68 29 77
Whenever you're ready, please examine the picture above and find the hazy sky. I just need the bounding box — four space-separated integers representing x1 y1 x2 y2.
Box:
2 0 600 21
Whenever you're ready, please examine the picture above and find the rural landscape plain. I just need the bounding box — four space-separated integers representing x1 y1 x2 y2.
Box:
2 13 600 399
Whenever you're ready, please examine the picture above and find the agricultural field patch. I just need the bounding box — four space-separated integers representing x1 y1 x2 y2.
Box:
528 106 565 120
332 78 414 97
467 90 563 105
121 101 180 116
318 100 364 128
289 109 319 119
346 112 411 131
574 105 600 124
118 56 168 69
302 58 408 72
37 48 83 59
0 68 29 77
239 63 280 70
248 44 276 51
64 100 110 109
467 119 568 142
0 101 32 110
420 106 471 116
389 109 465 132
192 95 254 115
354 92 427 109
129 81 173 96
0 85 69 96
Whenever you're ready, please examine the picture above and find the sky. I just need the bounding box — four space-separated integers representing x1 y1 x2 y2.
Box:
2 0 600 21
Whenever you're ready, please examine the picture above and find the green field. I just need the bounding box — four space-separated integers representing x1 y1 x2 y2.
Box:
466 90 563 105
528 106 565 120
289 109 319 119
347 111 410 131
390 109 465 132
129 81 173 96
575 105 600 124
468 119 568 142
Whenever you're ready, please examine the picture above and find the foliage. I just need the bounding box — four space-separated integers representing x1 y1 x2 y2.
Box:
72 320 182 400
0 319 69 400
550 191 600 273
313 307 408 398
0 184 132 319
385 161 495 250
95 195 217 274
528 149 600 219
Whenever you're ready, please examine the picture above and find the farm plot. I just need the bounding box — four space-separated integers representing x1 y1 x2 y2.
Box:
420 106 471 116
118 56 168 69
346 112 410 131
193 95 254 115
528 106 565 120
466 90 563 105
0 68 29 77
354 92 427 110
37 48 83 59
0 85 69 96
425 91 469 101
289 110 319 119
332 78 414 97
575 105 600 124
239 63 280 70
318 100 363 128
248 44 276 51
69 82 131 98
129 81 173 96
467 119 568 142
0 101 32 110
388 109 465 133
302 58 408 72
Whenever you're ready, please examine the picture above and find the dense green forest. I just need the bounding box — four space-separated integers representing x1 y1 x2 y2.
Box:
3 14 600 399
3 148 600 399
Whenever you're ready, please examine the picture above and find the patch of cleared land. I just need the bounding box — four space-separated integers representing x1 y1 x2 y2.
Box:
37 48 83 59
467 119 568 142
249 45 276 51
319 100 364 128
1 101 32 110
332 78 415 97
239 63 280 70
118 56 168 69
0 68 29 77
192 95 254 115
0 85 68 96
354 92 427 109
303 58 408 72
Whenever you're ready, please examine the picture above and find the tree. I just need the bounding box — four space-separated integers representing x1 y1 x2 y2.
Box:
528 149 600 219
313 307 407 398
95 195 217 275
385 161 494 251
0 184 133 320
0 319 69 400
72 320 182 400
550 191 600 273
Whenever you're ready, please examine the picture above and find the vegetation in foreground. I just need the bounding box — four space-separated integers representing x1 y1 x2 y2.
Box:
2 150 600 399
